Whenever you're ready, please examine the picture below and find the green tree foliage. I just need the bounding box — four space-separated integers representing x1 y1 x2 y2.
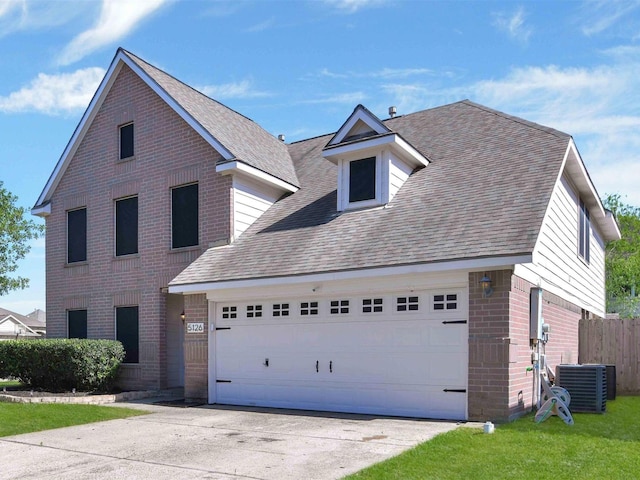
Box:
0 181 44 295
603 194 640 317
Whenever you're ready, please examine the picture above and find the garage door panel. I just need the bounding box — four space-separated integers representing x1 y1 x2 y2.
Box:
214 290 468 420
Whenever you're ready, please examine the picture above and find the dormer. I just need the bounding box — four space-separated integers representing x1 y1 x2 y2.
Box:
322 105 429 211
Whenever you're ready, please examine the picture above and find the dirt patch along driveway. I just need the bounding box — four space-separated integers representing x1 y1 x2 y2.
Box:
0 402 460 479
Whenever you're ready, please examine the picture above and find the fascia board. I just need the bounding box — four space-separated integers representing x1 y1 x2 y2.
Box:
323 133 429 167
564 139 621 241
216 161 299 193
32 50 235 210
168 254 531 294
33 58 125 210
31 202 51 217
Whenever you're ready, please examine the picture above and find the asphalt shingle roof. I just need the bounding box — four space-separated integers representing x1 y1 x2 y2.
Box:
122 49 299 188
170 100 571 287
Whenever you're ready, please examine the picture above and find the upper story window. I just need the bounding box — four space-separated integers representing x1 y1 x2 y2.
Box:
322 105 429 212
115 196 138 256
119 122 134 160
67 207 87 263
171 183 199 249
349 157 376 203
579 199 590 263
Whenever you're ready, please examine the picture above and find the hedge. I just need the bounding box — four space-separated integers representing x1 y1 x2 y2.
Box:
0 339 124 392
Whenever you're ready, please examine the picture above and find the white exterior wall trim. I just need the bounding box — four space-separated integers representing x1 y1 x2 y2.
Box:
168 254 530 296
217 161 298 193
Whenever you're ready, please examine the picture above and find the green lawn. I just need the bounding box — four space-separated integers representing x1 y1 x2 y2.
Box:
345 396 640 480
0 403 147 437
0 379 23 388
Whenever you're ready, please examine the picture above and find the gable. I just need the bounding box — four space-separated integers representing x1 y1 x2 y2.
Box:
326 104 390 147
32 48 297 216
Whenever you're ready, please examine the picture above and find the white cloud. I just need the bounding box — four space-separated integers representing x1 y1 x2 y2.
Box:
579 0 640 36
376 59 640 205
199 80 270 100
299 91 368 105
245 16 276 32
492 6 532 44
320 67 436 80
0 1 94 37
57 0 168 66
323 0 387 14
0 67 105 115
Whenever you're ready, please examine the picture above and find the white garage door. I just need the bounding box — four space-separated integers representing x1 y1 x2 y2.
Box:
212 290 467 420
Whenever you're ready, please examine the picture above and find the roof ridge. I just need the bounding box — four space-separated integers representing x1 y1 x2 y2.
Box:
459 99 570 140
120 49 262 129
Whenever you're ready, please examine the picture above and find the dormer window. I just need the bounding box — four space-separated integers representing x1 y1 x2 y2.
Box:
322 104 429 212
349 157 376 203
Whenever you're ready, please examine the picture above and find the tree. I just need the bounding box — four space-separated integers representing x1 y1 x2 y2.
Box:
0 182 44 296
602 194 640 318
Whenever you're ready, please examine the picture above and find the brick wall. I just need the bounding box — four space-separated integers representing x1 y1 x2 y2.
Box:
469 270 581 422
45 64 231 390
184 294 208 400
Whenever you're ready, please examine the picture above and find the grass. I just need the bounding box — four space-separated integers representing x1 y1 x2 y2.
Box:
0 403 147 437
345 396 640 480
0 379 23 388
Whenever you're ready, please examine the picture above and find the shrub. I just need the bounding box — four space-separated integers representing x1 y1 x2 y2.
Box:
0 339 124 392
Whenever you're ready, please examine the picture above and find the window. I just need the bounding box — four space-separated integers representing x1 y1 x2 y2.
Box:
397 296 419 312
434 294 458 311
349 157 376 203
68 310 87 339
115 196 138 256
119 123 134 159
300 301 318 315
172 183 199 249
330 300 350 314
363 298 383 313
247 305 262 318
579 199 590 263
67 208 87 263
116 306 139 363
222 306 237 319
273 303 290 317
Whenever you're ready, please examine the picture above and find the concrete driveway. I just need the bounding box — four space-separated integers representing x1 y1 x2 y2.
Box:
0 400 460 480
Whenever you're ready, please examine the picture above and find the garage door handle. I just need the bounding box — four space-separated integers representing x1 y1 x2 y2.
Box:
316 360 319 373
443 389 467 393
330 360 333 373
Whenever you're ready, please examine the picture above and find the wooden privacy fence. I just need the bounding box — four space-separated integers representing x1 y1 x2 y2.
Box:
579 317 640 395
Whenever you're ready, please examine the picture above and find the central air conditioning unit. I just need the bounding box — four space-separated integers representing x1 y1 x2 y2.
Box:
556 364 607 413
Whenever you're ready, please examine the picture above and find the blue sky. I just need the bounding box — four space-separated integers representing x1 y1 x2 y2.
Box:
1 0 639 313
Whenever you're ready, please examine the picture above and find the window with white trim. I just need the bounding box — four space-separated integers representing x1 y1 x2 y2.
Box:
273 303 290 317
330 300 350 314
222 306 237 319
362 298 383 313
396 296 419 312
247 305 262 318
579 199 590 263
300 302 318 315
434 294 458 311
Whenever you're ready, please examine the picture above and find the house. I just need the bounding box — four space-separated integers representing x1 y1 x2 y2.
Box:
0 308 44 340
32 48 620 421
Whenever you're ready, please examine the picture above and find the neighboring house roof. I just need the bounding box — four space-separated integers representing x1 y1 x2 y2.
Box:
32 48 298 214
24 309 46 333
0 308 42 338
171 100 616 289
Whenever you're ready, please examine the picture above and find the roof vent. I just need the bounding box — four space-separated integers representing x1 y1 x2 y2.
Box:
388 106 397 118
278 134 285 142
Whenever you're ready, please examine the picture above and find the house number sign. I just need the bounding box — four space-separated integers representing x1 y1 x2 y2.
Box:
186 322 205 334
